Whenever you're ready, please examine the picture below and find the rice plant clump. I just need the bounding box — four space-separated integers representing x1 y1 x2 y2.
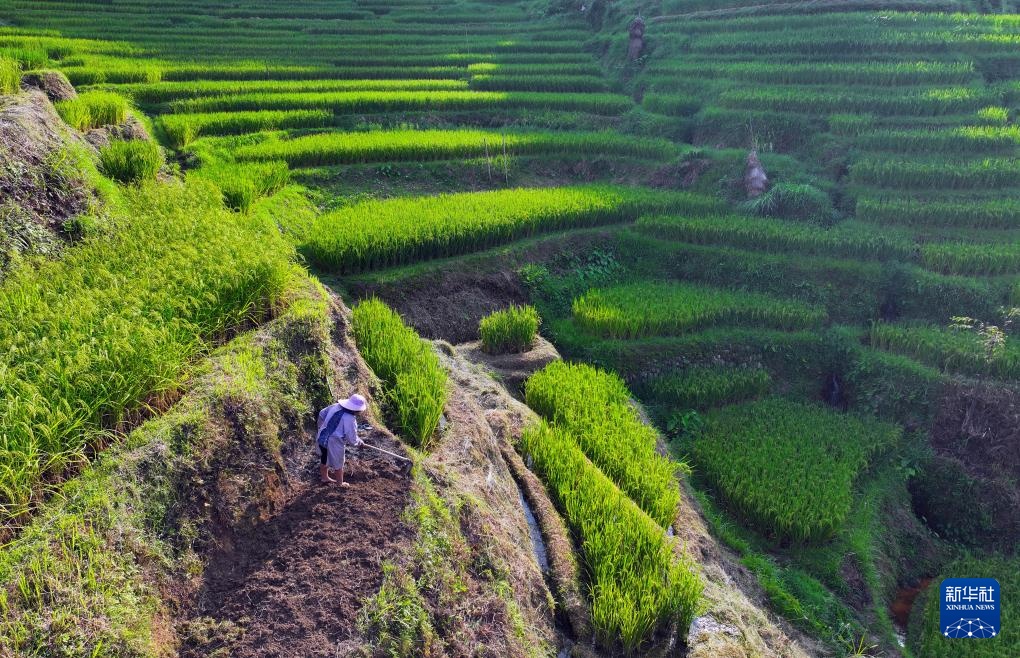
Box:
191 160 290 212
479 305 540 354
870 322 1020 379
0 56 20 94
351 298 447 449
573 282 826 339
525 361 682 527
55 91 129 130
520 421 701 653
98 140 164 183
694 398 900 541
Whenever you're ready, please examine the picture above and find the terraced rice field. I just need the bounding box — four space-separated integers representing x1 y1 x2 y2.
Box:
3 0 1020 655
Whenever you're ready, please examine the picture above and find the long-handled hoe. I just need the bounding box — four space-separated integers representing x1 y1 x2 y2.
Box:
359 441 413 476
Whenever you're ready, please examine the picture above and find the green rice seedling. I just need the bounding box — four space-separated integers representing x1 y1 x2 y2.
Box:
98 140 164 183
694 398 900 541
828 113 874 137
234 129 676 167
191 160 290 212
0 47 47 70
0 179 294 522
572 282 827 339
468 74 607 92
855 125 1020 154
745 183 833 222
856 196 1020 229
305 186 684 274
525 361 683 527
351 299 447 449
160 109 331 147
0 56 20 94
55 91 129 130
639 367 771 410
717 86 996 117
112 77 470 105
850 156 1020 189
634 214 914 262
519 421 701 652
976 106 1009 125
479 305 540 354
168 90 632 116
63 63 161 86
870 322 1020 379
645 60 976 86
641 93 701 117
921 241 1020 276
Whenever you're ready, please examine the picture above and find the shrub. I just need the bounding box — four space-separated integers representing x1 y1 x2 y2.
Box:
55 91 129 130
0 56 20 95
694 398 900 541
351 299 447 449
479 305 540 354
98 140 164 183
746 183 833 222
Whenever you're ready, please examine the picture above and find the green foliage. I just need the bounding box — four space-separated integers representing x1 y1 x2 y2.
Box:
525 361 683 527
870 321 1020 379
694 398 900 541
98 140 164 183
115 77 469 104
356 563 439 657
520 421 701 653
914 555 1019 657
572 282 826 339
921 240 1020 276
851 156 1020 190
479 305 540 354
191 160 290 212
857 195 1020 229
351 299 446 449
161 109 330 147
305 186 683 274
235 129 676 167
745 183 833 223
635 214 913 262
0 56 20 94
55 90 129 130
0 179 294 522
640 366 771 410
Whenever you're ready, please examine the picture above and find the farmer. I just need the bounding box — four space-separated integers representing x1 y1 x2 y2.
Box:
317 394 367 487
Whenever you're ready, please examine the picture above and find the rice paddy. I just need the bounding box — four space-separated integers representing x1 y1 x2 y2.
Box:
3 0 1020 654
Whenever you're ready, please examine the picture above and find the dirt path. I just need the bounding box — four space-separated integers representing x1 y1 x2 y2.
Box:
179 429 412 658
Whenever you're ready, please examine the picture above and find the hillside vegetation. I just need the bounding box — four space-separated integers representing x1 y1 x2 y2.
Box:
0 0 1018 656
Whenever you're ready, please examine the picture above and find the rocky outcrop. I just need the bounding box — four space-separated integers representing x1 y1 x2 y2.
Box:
20 70 77 102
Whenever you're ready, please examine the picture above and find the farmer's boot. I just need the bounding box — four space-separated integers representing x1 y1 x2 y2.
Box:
320 464 335 484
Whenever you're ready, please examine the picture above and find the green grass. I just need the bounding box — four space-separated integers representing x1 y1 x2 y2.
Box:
304 186 684 274
572 282 827 339
479 305 540 354
851 156 1020 190
98 140 164 183
693 398 900 541
234 129 676 167
351 299 446 449
857 195 1020 229
0 179 294 524
525 361 683 528
0 56 20 94
55 90 129 130
519 420 701 653
160 109 331 147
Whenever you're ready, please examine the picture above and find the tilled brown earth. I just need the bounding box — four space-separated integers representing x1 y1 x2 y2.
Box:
179 446 411 658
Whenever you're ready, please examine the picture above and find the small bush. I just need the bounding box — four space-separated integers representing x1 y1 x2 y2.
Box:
55 91 129 130
191 161 291 213
0 57 21 95
746 183 833 222
479 305 540 354
98 140 164 183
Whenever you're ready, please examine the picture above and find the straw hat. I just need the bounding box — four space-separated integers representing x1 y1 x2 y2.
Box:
339 393 367 412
